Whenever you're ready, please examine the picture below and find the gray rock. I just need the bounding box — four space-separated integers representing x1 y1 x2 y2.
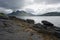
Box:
0 19 31 40
33 23 43 29
41 20 54 26
0 17 59 40
0 16 8 20
26 19 35 24
0 18 42 40
32 34 43 40
54 27 60 38
8 16 16 20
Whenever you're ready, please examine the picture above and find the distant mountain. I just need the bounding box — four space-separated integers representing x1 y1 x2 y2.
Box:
8 10 34 16
40 12 60 16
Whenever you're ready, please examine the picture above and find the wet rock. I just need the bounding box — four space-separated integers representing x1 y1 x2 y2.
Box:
26 19 35 24
41 20 54 26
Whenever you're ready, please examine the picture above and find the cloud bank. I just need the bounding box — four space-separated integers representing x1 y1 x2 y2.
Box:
34 0 60 4
0 0 25 10
0 0 60 14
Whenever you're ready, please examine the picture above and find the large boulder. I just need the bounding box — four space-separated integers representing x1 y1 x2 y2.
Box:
26 19 35 24
33 23 43 28
41 20 54 26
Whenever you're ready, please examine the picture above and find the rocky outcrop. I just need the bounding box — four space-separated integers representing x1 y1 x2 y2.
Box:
0 16 9 20
0 16 44 40
8 16 16 20
33 23 43 29
0 19 25 40
54 27 60 38
0 15 59 40
26 19 35 24
32 20 60 38
41 20 54 26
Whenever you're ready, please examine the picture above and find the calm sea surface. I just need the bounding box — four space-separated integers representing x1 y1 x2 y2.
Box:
16 16 60 27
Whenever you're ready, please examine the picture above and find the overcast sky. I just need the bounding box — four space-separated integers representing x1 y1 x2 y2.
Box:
0 0 60 14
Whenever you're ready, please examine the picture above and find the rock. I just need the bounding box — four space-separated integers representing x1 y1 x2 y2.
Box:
17 18 26 22
32 23 48 33
26 19 35 24
0 18 30 40
41 20 54 26
33 23 43 28
35 23 42 26
0 21 5 28
32 22 56 34
55 31 60 38
8 16 26 22
0 15 59 40
54 27 60 38
0 19 18 32
8 16 16 20
0 18 44 40
0 16 8 20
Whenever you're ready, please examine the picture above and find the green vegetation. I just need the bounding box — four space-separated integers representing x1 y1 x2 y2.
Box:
0 13 5 16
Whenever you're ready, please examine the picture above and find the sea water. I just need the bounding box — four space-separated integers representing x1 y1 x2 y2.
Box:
16 16 60 27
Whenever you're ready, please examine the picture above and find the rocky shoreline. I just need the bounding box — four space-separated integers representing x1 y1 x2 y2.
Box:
0 15 60 40
24 18 60 38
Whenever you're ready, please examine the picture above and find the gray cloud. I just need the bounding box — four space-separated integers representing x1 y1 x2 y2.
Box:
0 0 60 14
0 0 25 10
0 7 12 14
34 0 60 4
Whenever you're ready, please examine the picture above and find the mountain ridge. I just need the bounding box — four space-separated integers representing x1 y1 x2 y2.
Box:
39 12 60 16
8 10 34 16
